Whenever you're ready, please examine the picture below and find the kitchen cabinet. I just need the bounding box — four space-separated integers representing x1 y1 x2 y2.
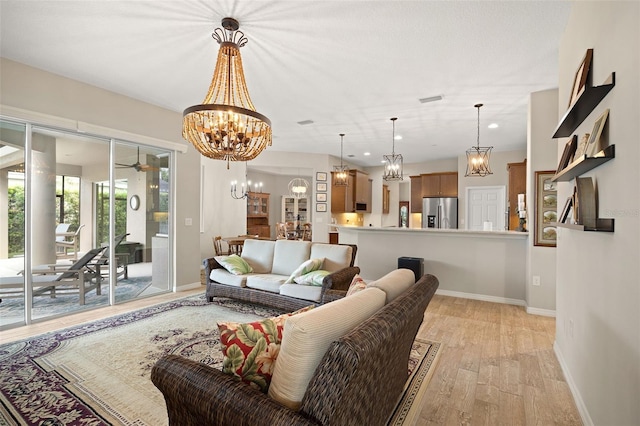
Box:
410 176 422 213
382 184 390 214
331 170 371 213
507 160 526 231
421 172 458 197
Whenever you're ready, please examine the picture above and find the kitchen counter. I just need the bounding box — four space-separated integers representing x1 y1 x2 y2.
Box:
336 225 528 304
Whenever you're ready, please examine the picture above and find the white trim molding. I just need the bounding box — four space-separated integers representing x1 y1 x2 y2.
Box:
436 289 526 307
554 342 593 426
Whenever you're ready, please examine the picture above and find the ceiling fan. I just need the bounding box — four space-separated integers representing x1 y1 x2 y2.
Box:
116 147 158 172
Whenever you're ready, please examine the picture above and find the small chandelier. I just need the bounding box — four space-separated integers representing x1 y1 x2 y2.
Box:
383 117 403 181
288 177 310 199
465 103 493 177
231 163 262 200
183 17 272 169
333 133 349 186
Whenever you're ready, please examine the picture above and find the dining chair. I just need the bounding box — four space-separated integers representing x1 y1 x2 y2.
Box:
213 236 230 256
301 223 312 241
276 222 287 240
284 222 297 240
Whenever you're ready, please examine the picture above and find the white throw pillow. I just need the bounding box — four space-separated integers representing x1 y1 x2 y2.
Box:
215 254 253 275
293 270 329 286
285 258 324 283
268 287 386 410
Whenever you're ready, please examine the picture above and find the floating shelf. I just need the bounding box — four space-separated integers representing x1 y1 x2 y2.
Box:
553 218 615 232
552 145 615 182
552 72 616 138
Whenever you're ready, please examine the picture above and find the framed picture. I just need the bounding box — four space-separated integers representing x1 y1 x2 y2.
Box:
316 203 327 212
556 134 578 174
316 193 327 202
316 182 327 192
316 172 327 182
535 170 558 247
585 109 609 157
573 132 591 160
568 48 593 108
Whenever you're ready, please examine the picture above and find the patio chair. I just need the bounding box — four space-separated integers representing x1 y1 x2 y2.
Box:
0 247 107 305
56 224 85 260
93 233 131 280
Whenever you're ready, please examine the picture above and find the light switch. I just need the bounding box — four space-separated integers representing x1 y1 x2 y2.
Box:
185 218 192 226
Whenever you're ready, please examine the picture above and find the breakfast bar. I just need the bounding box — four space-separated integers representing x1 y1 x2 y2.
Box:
336 226 529 305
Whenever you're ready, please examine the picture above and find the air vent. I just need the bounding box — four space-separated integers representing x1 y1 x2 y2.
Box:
419 95 444 104
297 120 314 125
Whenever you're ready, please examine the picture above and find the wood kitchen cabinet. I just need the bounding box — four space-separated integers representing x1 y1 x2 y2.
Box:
410 175 422 213
421 172 458 197
331 170 371 213
507 160 527 231
382 184 390 214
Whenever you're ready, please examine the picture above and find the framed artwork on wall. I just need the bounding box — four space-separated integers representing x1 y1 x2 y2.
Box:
534 170 558 247
316 193 327 202
316 182 327 192
316 172 327 182
316 203 327 212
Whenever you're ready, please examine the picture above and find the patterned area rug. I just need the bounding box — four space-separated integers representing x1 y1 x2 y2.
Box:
0 295 440 425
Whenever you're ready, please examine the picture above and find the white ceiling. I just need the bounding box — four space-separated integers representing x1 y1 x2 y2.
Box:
0 1 571 168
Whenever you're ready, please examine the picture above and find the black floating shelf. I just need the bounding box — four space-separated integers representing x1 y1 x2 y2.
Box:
553 218 615 232
552 145 615 182
553 72 616 138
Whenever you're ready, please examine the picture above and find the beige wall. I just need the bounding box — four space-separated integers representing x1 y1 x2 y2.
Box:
556 2 639 425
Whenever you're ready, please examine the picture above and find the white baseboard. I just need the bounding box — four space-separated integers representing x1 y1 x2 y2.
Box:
176 282 203 291
435 289 526 306
553 342 593 426
525 306 556 317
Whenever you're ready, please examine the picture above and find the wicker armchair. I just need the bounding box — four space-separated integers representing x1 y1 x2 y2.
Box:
151 273 439 426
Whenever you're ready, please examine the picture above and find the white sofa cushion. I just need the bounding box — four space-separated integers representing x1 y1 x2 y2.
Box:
268 287 386 410
271 240 312 276
309 243 352 272
367 268 415 304
210 268 248 287
246 274 288 293
279 283 323 303
241 239 275 273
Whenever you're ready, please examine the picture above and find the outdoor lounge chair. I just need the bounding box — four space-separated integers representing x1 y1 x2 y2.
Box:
93 233 131 280
0 247 106 305
56 224 85 260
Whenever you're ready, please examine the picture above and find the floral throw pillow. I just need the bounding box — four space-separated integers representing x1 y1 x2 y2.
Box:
215 254 253 275
218 305 313 392
346 274 367 296
293 269 330 286
285 258 324 283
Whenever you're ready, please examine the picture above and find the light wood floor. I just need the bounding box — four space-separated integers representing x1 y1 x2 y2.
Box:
415 295 582 426
0 290 582 425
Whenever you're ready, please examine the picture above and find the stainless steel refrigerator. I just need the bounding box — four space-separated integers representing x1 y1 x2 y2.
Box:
422 198 458 229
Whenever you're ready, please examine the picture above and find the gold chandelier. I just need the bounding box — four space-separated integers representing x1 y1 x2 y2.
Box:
183 17 272 168
465 103 493 177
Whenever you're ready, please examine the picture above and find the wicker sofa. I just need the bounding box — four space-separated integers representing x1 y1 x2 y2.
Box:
203 239 360 311
151 271 439 426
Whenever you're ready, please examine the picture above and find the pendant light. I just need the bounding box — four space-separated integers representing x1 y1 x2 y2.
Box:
231 162 262 200
333 133 349 186
183 17 272 169
288 169 310 199
465 103 493 177
383 117 403 181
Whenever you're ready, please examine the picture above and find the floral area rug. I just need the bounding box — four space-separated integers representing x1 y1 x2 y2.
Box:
0 295 440 425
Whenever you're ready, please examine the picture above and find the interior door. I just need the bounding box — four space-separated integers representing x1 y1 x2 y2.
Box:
465 186 506 231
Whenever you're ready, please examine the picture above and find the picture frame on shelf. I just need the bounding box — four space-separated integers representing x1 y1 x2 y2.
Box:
534 170 558 247
556 134 578 174
573 133 591 160
316 193 327 202
568 48 593 108
585 109 609 157
560 196 572 224
316 203 327 212
316 182 327 192
316 172 327 182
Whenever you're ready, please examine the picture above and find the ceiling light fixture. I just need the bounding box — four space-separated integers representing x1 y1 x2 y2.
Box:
465 103 493 177
383 117 403 181
288 170 310 199
231 162 262 200
333 133 349 186
182 17 272 169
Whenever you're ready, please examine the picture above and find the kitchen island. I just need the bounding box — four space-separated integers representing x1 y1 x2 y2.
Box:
337 226 529 305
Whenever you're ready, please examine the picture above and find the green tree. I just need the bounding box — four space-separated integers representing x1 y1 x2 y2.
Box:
7 186 25 256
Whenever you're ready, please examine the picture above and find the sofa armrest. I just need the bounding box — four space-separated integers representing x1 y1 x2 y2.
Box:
151 355 316 426
203 257 223 286
320 266 360 301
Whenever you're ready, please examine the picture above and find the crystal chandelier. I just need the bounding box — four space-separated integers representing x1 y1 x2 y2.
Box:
383 117 403 181
465 103 493 177
183 17 272 169
231 163 262 200
333 133 349 186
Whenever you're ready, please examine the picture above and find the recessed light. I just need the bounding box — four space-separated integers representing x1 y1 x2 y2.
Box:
394 135 402 140
380 160 387 164
364 152 371 156
488 123 499 129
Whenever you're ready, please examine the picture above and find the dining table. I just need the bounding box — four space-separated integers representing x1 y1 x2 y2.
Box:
221 235 271 255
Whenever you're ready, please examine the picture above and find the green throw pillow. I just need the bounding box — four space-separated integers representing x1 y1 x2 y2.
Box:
285 258 324 283
293 270 330 286
216 254 253 275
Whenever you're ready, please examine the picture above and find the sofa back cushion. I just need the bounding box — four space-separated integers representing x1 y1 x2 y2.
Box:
268 287 386 410
271 240 312 276
241 239 275 273
309 243 353 272
367 268 416 304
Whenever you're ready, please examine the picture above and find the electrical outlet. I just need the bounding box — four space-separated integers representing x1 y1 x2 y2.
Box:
533 275 541 286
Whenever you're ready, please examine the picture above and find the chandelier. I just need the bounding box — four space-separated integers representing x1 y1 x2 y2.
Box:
183 17 272 169
465 103 493 177
383 117 403 181
333 133 349 186
231 163 262 200
288 171 310 199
